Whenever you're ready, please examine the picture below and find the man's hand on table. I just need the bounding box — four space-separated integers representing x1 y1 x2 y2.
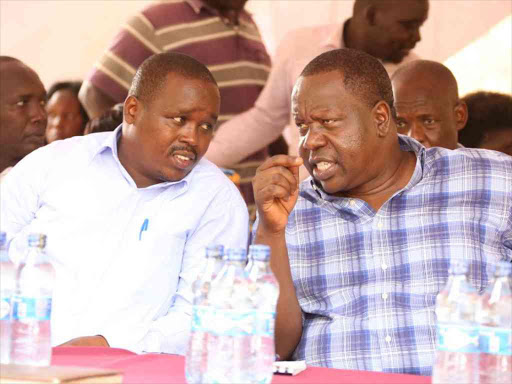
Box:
58 335 110 347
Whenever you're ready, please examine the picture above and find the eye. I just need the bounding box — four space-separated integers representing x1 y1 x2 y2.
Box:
396 121 406 128
199 123 213 132
40 99 47 107
15 100 26 107
172 116 185 124
297 123 308 136
322 119 336 124
424 118 436 125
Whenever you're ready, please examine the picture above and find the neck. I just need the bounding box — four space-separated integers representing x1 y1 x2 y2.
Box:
0 152 17 173
344 143 417 211
218 9 240 25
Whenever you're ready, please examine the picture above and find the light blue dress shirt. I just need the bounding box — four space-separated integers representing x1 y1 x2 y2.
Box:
0 127 249 354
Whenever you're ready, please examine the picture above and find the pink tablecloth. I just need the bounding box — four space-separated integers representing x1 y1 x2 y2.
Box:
51 347 431 384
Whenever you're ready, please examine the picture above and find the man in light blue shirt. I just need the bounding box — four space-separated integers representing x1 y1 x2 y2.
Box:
0 53 249 354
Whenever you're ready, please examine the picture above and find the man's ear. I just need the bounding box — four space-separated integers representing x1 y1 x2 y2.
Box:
124 95 139 125
364 5 377 26
454 101 468 131
372 100 391 137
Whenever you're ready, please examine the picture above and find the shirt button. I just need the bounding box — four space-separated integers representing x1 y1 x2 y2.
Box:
381 293 388 300
377 221 384 229
385 335 392 343
349 199 356 206
381 263 388 270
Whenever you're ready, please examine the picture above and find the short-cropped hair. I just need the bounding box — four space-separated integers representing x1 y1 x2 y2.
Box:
128 52 217 104
300 48 394 109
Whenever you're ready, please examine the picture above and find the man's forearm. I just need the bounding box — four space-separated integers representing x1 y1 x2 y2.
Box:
255 228 302 360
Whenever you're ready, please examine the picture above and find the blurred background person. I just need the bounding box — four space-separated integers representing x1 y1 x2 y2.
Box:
0 56 47 180
45 81 89 143
458 91 512 156
83 103 123 135
392 60 467 149
206 0 429 180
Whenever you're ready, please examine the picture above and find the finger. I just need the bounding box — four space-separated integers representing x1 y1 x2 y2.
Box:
258 184 294 203
257 155 303 173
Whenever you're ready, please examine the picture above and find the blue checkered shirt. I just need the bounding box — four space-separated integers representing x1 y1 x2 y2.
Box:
280 136 512 375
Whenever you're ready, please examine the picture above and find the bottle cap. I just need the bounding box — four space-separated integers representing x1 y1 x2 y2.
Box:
249 244 271 262
206 244 224 259
27 233 47 249
449 259 468 275
226 247 247 262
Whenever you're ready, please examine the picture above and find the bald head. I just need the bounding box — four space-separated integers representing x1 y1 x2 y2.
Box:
391 60 467 150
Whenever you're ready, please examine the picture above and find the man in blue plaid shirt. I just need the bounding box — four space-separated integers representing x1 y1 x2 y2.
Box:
252 48 512 375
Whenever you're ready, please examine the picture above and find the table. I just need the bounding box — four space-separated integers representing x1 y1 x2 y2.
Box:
51 347 431 384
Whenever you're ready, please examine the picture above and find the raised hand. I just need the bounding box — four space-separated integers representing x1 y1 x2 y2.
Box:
253 155 303 234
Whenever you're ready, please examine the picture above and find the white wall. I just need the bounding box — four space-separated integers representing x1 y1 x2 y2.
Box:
1 0 511 95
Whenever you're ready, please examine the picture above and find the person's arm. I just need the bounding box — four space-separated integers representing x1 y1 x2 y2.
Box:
252 155 304 360
137 182 249 354
78 82 117 120
205 38 296 168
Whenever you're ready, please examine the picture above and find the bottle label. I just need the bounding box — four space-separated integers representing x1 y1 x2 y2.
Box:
255 311 276 337
210 309 255 337
436 323 479 353
12 296 52 321
479 326 512 356
0 297 11 320
191 305 216 333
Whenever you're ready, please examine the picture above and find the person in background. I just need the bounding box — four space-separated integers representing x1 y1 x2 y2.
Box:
84 103 124 135
0 56 47 180
79 0 280 222
206 0 429 180
45 81 89 143
1 52 248 353
458 91 512 156
252 49 512 375
391 60 467 149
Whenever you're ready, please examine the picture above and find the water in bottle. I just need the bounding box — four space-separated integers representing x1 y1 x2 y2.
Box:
206 247 253 384
246 244 279 384
432 259 479 384
11 233 55 366
476 261 512 384
185 245 225 384
0 231 16 364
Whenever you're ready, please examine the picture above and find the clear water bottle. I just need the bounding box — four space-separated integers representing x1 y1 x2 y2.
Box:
0 231 16 364
185 245 225 384
246 244 279 384
206 248 253 384
476 261 512 384
432 259 479 384
11 233 55 366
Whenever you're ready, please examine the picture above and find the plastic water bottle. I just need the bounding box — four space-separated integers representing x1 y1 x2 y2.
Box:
185 245 225 384
206 248 253 384
432 259 479 384
0 231 16 364
246 245 279 384
11 233 55 366
476 261 512 384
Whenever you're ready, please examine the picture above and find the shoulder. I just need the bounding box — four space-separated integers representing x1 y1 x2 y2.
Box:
140 1 204 30
424 146 512 186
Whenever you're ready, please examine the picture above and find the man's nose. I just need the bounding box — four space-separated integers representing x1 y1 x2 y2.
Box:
411 27 421 45
302 124 327 151
179 123 199 146
408 123 426 143
31 101 47 124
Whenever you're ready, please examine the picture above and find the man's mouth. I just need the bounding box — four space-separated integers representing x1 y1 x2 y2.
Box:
171 150 196 170
312 160 337 181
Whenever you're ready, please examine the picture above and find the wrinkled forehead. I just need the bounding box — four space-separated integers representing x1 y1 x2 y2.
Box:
292 72 347 112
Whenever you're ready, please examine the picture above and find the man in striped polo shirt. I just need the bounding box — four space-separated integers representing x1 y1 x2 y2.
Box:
79 0 272 221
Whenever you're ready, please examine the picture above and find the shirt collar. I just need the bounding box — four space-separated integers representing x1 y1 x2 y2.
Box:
93 124 196 191
185 0 251 18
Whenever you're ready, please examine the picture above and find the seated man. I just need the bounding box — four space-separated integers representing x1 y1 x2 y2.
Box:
1 52 248 354
458 91 512 156
391 60 468 149
252 49 512 375
0 57 47 180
